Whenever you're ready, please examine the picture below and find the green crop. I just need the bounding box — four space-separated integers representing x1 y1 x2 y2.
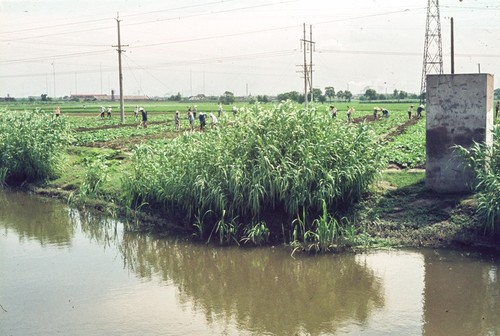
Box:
0 109 71 182
122 101 386 245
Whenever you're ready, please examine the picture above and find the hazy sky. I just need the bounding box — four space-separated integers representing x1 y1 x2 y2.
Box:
1 0 499 98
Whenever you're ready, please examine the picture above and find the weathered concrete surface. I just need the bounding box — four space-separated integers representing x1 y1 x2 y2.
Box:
426 73 494 193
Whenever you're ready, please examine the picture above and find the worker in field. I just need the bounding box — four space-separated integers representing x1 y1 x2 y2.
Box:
100 106 105 119
373 107 380 120
140 107 147 128
199 112 206 131
107 106 112 118
134 105 139 120
174 111 180 131
217 103 223 118
187 108 194 131
382 108 389 118
347 106 353 123
54 106 61 117
417 104 424 118
408 105 414 120
193 105 197 119
209 113 218 128
329 105 337 118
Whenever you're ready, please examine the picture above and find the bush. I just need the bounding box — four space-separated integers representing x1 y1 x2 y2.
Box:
123 102 385 243
456 126 500 234
0 109 71 183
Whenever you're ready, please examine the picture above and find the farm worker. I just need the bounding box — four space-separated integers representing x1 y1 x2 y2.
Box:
495 101 499 118
373 106 380 120
347 106 353 123
100 106 105 119
107 106 112 118
217 103 222 118
193 105 197 119
134 105 139 120
329 105 337 118
209 113 218 128
417 104 424 118
140 107 147 128
232 106 238 115
408 105 414 120
187 109 194 130
382 108 389 118
199 112 206 131
174 111 180 131
54 106 61 117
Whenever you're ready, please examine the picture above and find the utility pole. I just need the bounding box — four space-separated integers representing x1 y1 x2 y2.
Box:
420 0 443 103
51 61 56 100
450 17 455 74
113 13 128 124
298 23 315 109
309 24 314 104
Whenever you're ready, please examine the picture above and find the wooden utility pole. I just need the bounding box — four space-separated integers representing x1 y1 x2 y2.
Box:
450 17 454 74
113 14 128 124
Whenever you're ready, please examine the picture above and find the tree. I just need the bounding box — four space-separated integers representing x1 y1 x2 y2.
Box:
168 92 182 101
393 89 399 99
308 88 323 103
325 86 335 102
364 89 377 101
277 91 300 102
220 91 235 105
257 95 269 103
398 90 408 101
41 94 48 101
336 90 344 101
344 90 353 102
494 88 500 100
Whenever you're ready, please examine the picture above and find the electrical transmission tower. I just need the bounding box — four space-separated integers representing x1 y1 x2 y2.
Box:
420 0 443 102
298 23 315 109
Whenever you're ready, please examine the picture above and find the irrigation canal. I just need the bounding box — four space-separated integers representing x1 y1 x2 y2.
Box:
1 189 499 335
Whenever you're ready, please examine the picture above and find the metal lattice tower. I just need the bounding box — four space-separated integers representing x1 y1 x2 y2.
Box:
420 0 443 100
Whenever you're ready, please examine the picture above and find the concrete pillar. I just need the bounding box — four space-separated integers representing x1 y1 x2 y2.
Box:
426 73 494 193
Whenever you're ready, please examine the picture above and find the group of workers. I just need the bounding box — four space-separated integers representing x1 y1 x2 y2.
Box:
328 104 426 122
184 105 219 131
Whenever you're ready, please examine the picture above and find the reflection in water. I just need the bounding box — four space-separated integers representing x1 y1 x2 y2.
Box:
0 190 75 247
119 235 384 335
423 250 500 336
1 190 500 335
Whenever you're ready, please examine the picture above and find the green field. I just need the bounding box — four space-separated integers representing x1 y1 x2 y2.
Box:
3 99 498 250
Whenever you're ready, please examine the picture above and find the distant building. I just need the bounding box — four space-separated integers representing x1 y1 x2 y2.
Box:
188 94 207 101
69 94 150 102
0 94 15 102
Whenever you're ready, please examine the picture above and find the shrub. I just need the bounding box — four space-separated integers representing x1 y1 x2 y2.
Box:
123 102 385 242
456 126 500 234
0 109 71 183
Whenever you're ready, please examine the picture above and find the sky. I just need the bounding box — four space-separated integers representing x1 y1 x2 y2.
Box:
0 0 499 98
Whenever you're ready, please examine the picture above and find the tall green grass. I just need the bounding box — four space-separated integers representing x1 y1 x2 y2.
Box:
122 102 385 245
456 126 500 234
0 109 71 183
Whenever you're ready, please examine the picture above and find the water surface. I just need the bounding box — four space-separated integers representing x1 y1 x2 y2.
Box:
1 190 499 335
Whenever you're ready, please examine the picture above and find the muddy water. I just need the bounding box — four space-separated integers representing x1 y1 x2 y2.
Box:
1 190 499 336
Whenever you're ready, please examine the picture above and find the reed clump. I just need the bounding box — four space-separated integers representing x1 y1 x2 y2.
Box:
456 126 500 235
0 109 71 183
122 102 385 247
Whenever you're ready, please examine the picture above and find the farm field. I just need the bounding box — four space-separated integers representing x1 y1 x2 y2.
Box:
2 100 498 250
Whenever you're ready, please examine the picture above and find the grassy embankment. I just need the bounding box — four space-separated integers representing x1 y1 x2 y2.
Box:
1 101 498 251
